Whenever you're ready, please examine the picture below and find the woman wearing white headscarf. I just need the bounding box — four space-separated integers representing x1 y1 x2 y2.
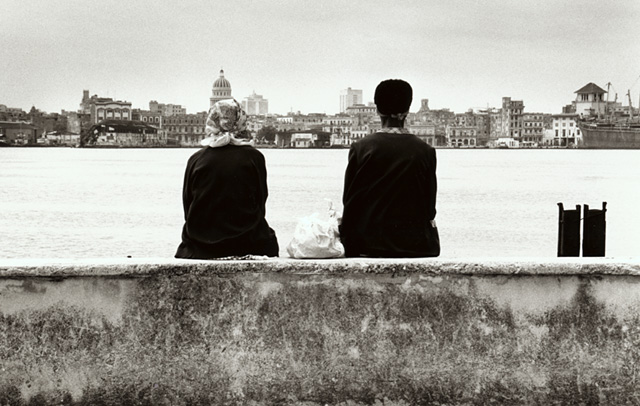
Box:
175 99 279 258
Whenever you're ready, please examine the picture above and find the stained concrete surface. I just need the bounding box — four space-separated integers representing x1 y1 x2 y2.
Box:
1 257 640 405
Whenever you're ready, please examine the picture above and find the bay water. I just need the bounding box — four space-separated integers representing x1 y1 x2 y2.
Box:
1 147 638 259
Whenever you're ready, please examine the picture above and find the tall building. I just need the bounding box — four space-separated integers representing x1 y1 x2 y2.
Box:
210 69 232 108
500 97 524 139
242 91 268 115
340 88 363 113
521 113 546 145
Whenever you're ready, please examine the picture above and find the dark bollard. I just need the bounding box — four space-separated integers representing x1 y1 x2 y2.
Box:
557 203 581 257
583 202 607 257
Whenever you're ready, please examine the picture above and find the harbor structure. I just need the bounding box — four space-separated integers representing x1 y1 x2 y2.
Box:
574 82 608 117
0 121 39 145
81 119 164 146
576 82 640 148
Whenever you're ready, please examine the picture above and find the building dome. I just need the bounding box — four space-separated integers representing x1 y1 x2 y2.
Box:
213 69 231 89
210 69 233 108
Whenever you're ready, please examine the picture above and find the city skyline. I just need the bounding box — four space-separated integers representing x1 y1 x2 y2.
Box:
2 0 640 115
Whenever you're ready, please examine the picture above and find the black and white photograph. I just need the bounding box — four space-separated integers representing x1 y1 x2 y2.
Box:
1 0 640 403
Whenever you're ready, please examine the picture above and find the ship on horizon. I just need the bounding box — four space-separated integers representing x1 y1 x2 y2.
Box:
575 82 640 149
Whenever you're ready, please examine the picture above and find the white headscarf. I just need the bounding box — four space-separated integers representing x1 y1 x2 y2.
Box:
200 99 253 148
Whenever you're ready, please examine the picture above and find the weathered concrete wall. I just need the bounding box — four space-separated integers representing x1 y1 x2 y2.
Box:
1 257 640 405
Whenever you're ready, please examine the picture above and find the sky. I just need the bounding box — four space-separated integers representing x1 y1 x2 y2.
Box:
2 0 640 116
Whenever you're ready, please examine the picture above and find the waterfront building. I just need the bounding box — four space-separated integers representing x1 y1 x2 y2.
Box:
574 82 607 117
39 131 80 146
163 112 207 146
521 113 546 146
549 113 581 146
149 101 186 116
0 121 38 144
473 110 492 146
330 132 351 147
448 126 478 147
132 109 163 128
290 132 316 148
27 107 68 137
323 115 353 142
82 120 164 146
79 90 132 125
340 88 363 113
500 97 524 140
489 110 502 142
242 91 269 115
408 122 437 146
349 128 370 142
210 69 232 107
274 131 292 148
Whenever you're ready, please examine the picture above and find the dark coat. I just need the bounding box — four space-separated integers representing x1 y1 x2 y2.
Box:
175 145 278 259
340 131 439 257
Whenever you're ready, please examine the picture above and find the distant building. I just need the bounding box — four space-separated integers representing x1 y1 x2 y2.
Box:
132 109 163 128
521 113 546 146
82 120 164 146
210 69 232 107
0 105 27 122
39 131 80 146
408 122 437 146
26 107 68 137
500 97 524 139
322 115 352 141
79 90 132 125
340 88 363 113
242 91 269 115
548 113 581 146
290 132 316 148
574 82 608 117
0 121 40 144
448 126 477 147
163 112 208 146
149 101 186 116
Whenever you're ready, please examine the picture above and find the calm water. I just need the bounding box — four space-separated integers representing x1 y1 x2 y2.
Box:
1 147 638 259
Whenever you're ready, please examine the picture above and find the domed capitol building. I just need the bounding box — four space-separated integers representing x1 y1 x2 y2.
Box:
210 69 232 108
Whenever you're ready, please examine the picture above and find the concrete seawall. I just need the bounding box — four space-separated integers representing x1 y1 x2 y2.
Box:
1 257 640 405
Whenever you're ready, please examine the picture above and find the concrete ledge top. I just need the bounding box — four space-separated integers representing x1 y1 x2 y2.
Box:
1 256 640 278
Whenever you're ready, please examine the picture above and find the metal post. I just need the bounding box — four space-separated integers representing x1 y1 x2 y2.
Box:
582 202 607 257
557 203 581 257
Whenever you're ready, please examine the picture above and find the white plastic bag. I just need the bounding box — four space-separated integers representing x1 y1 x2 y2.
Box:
286 201 345 259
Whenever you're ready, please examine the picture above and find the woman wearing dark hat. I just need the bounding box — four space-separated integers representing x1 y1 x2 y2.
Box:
175 99 279 259
340 79 440 257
